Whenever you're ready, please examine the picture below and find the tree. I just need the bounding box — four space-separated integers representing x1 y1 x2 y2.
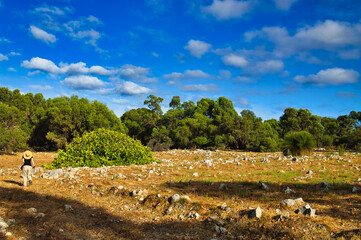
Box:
144 95 164 115
169 96 181 109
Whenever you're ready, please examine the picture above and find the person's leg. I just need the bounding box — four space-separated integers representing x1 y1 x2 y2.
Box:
22 167 28 186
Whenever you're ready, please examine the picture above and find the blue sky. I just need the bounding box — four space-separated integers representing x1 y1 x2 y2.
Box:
0 0 360 120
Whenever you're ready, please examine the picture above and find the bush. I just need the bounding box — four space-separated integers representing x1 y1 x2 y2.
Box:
282 131 315 156
46 128 154 168
0 126 29 153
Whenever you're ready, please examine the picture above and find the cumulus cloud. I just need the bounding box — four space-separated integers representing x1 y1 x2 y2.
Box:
273 0 298 10
180 84 219 92
29 85 53 91
69 29 100 46
29 26 57 44
22 57 59 73
34 5 70 16
22 57 113 76
245 20 361 58
63 75 106 90
163 69 212 80
0 53 8 61
222 53 248 67
202 0 254 20
294 68 360 86
184 40 212 58
8 67 16 72
117 64 157 83
234 76 254 82
254 60 284 73
111 98 129 104
238 98 250 107
115 81 152 95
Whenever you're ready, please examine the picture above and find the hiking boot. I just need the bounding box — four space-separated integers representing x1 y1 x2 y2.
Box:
29 180 32 186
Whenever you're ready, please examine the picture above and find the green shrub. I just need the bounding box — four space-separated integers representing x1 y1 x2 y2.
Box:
282 131 315 156
46 128 154 168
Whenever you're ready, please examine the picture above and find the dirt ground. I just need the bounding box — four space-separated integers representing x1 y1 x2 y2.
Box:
0 150 360 239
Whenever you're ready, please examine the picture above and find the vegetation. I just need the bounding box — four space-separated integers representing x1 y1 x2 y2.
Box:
282 131 316 156
47 128 154 168
1 87 360 155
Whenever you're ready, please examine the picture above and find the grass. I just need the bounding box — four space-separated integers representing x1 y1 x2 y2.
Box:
0 150 360 239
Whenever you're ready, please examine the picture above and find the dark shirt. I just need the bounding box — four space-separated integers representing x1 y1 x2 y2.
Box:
23 158 32 166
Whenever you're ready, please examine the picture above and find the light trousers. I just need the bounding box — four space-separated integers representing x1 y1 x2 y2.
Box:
22 165 33 186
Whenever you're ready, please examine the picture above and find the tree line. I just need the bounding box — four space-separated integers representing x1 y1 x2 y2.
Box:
0 87 360 153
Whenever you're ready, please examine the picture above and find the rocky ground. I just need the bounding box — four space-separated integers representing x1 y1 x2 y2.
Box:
0 150 360 240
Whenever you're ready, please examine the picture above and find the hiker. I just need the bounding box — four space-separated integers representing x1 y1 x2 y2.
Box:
22 150 35 186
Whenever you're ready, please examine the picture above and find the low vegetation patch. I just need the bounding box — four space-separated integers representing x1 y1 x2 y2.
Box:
45 128 154 168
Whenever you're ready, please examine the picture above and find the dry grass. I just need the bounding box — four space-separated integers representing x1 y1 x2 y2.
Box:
0 150 360 239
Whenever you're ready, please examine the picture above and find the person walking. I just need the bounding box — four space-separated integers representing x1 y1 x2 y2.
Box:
22 150 35 187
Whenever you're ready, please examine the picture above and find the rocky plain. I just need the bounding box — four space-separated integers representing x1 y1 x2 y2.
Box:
0 149 360 239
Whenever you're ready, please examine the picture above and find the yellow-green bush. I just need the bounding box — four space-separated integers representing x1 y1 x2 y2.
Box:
47 128 154 168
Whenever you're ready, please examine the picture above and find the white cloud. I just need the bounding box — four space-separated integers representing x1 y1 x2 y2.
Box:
22 57 60 73
29 26 57 44
163 69 212 80
234 76 254 82
254 60 284 73
22 57 113 76
222 53 248 67
202 0 254 20
63 75 106 90
273 0 298 10
294 68 360 86
111 98 129 104
0 53 8 61
180 84 219 92
29 85 53 91
34 6 69 16
118 64 149 80
184 40 212 58
69 29 100 46
115 81 152 95
245 20 361 58
238 98 250 107
9 52 21 56
8 67 16 72
0 37 10 43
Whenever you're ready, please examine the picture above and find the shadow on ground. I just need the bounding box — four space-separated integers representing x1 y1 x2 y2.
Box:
0 186 212 240
163 180 361 222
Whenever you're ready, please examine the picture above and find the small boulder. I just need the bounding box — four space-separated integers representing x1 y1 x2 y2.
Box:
249 207 262 219
295 204 316 217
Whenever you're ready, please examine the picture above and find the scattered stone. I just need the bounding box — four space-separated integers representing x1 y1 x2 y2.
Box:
0 218 9 229
249 207 262 219
213 225 228 234
180 195 191 202
169 194 181 203
63 205 73 211
292 157 298 162
307 170 313 175
281 199 295 207
283 187 295 194
220 202 227 210
35 213 45 218
6 219 15 226
204 159 213 167
352 186 361 193
40 169 63 179
187 212 200 219
192 172 199 177
178 215 184 220
295 204 316 217
219 183 228 190
26 208 37 214
260 182 268 190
